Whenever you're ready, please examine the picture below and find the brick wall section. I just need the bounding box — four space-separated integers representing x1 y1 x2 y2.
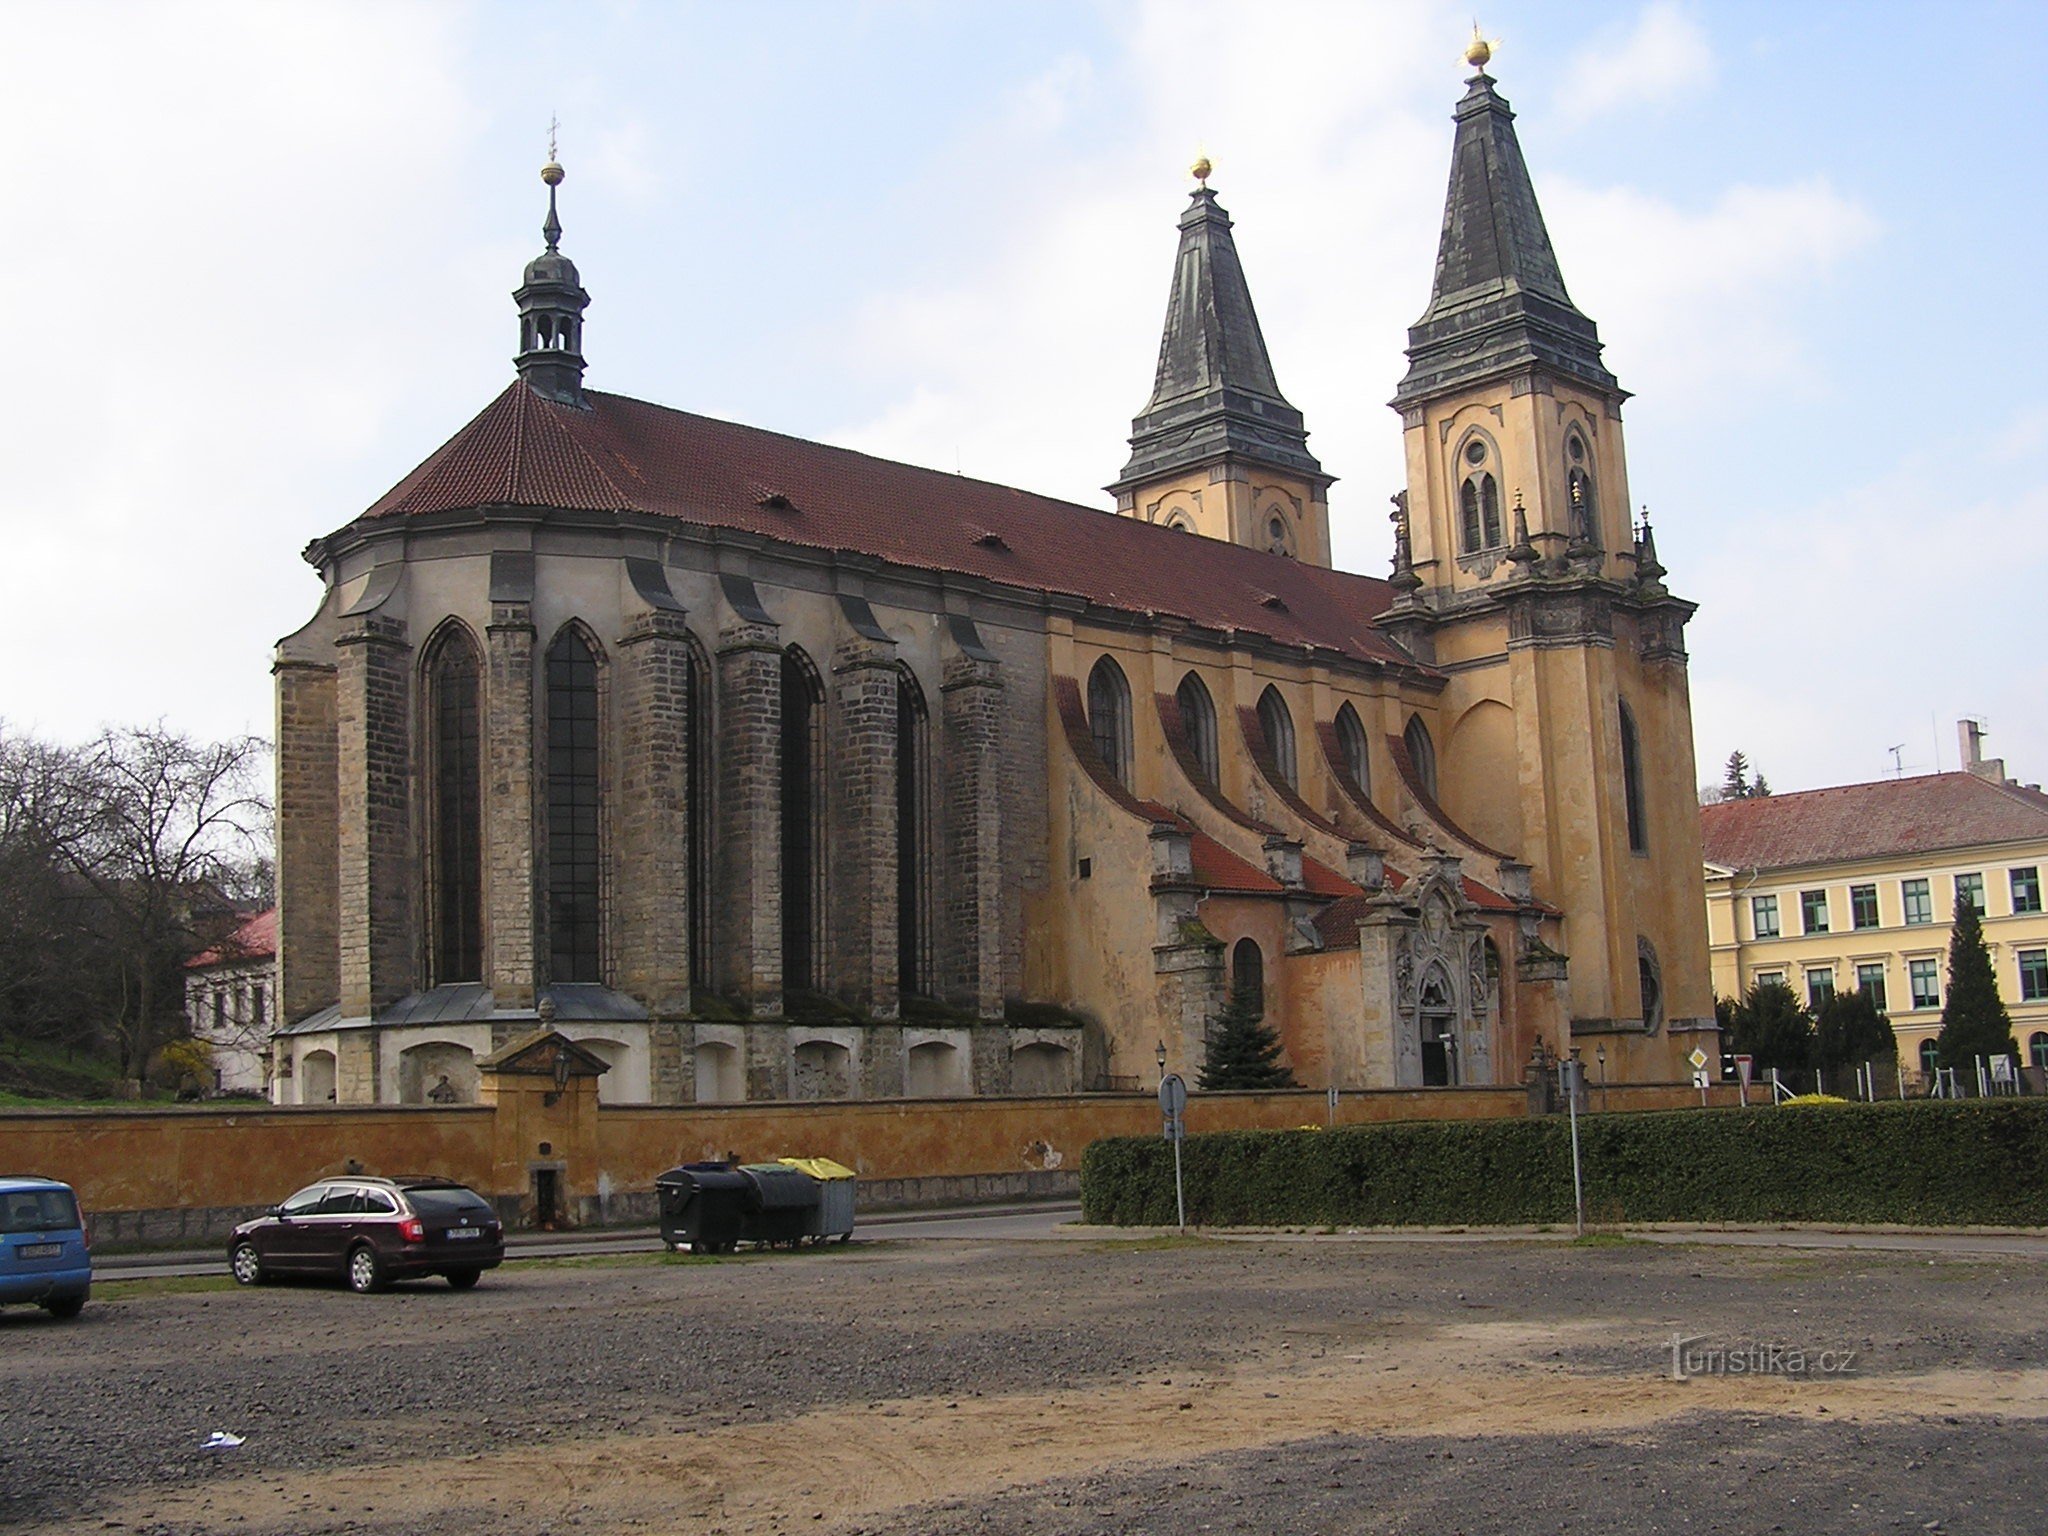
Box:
941 655 1005 1016
614 612 695 1015
485 605 538 1006
335 616 414 1018
717 622 784 1013
274 660 339 1025
829 638 901 1016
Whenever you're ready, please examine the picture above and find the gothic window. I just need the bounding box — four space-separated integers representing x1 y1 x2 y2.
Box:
1175 672 1220 785
1619 702 1647 854
686 639 713 992
1334 703 1370 798
1087 656 1134 788
425 625 483 984
1266 513 1290 556
781 648 826 992
546 628 602 984
897 670 932 997
1257 686 1297 790
1458 437 1503 552
1231 937 1264 1013
1565 432 1599 548
1403 714 1438 799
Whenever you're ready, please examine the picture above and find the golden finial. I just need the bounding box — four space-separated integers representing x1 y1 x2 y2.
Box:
1190 152 1212 185
542 114 564 186
1464 22 1497 71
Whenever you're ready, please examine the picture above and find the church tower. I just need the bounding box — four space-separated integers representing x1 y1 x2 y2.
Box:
514 153 591 407
1109 160 1333 565
1385 37 1714 1072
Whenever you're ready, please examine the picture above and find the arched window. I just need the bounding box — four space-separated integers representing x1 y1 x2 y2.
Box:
1175 672 1220 785
425 625 482 984
2032 1032 2048 1073
1086 656 1133 788
781 648 825 992
1566 431 1598 548
546 628 602 983
897 670 931 997
1334 703 1371 798
1619 702 1647 854
1458 437 1503 552
1266 513 1290 556
1918 1038 1940 1078
1257 686 1297 790
686 639 713 993
1403 714 1438 799
1231 937 1264 1014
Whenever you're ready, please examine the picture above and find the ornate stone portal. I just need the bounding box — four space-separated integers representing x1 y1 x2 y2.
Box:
1360 849 1497 1088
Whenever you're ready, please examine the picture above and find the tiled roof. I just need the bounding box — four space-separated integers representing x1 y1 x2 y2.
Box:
186 907 277 970
1700 773 2048 872
360 383 1415 668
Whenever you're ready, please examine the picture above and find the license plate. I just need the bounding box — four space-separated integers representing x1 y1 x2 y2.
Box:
446 1227 480 1240
16 1242 62 1259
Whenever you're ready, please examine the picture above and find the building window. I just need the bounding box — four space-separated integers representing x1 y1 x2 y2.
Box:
1919 1038 1940 1077
1175 672 1220 785
1754 970 1786 990
1086 656 1133 788
1850 884 1879 930
1638 938 1663 1030
2010 866 2042 915
2020 948 2048 1003
251 985 267 1026
212 991 226 1028
1751 894 1780 940
1909 957 1940 1010
897 671 932 997
546 629 602 984
1619 704 1647 854
1459 471 1503 552
1902 878 1932 926
1334 703 1371 799
1231 937 1264 1013
1856 962 1888 1011
686 640 713 993
1565 431 1599 549
781 648 826 992
1266 514 1290 556
426 625 483 984
1257 686 1297 790
1403 715 1438 799
1805 967 1835 1010
2032 1032 2048 1073
1800 889 1829 935
1954 872 1985 918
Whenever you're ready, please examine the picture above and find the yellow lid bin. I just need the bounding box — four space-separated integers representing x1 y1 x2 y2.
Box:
777 1157 857 1181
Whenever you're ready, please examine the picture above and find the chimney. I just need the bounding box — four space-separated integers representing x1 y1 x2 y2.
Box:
1959 719 2006 783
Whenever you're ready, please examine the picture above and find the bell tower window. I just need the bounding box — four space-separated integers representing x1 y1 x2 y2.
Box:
1566 432 1598 548
1457 438 1502 552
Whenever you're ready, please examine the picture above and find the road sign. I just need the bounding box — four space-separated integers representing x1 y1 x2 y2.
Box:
1159 1073 1188 1119
1734 1054 1754 1086
1687 1047 1709 1071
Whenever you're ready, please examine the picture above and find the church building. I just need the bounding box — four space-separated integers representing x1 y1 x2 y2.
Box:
271 45 1714 1107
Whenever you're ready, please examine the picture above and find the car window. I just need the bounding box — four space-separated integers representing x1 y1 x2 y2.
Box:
316 1189 363 1216
0 1188 79 1233
360 1190 399 1215
405 1188 494 1220
279 1185 329 1217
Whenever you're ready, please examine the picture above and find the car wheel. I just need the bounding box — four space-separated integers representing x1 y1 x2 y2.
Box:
346 1244 387 1294
230 1241 267 1286
42 1293 86 1321
444 1268 481 1290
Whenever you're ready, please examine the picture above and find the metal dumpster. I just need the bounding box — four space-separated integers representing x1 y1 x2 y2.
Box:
655 1164 750 1254
778 1157 857 1242
735 1163 821 1248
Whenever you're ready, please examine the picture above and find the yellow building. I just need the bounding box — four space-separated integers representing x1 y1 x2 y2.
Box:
1701 725 2048 1080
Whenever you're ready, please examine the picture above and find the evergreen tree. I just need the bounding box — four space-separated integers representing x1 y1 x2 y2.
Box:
1813 988 1896 1076
1721 981 1812 1073
1198 979 1296 1090
1719 750 1773 800
1936 896 2018 1068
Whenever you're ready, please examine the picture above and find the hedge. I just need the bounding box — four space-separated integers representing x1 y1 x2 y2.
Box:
1079 1100 2048 1228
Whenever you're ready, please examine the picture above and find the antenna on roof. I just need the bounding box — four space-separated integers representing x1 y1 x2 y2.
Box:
1887 744 1905 778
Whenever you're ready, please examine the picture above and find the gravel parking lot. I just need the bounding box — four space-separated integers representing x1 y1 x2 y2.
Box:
3 1233 2044 1534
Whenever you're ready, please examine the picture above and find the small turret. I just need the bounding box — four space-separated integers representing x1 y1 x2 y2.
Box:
514 146 591 407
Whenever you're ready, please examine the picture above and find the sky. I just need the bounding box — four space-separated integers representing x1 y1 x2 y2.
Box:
2 0 2042 796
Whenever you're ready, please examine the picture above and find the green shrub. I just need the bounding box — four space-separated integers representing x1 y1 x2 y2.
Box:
1079 1101 2048 1228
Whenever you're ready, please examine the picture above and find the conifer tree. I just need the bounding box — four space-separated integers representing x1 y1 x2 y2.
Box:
1198 978 1296 1090
1813 987 1896 1076
1721 980 1812 1072
1936 895 2018 1068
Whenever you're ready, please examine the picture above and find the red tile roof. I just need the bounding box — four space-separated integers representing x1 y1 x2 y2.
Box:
186 907 277 970
361 383 1417 669
1699 773 2048 872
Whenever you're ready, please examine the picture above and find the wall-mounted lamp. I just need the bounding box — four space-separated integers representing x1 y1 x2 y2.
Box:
1155 1039 1168 1080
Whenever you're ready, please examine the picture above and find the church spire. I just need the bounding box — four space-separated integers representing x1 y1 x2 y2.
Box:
1111 162 1322 494
514 137 591 408
1393 50 1619 407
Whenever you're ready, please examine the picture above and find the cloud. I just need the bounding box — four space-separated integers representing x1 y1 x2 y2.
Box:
1553 2 1716 126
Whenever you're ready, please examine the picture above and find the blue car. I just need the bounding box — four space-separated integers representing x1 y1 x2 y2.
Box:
0 1176 91 1320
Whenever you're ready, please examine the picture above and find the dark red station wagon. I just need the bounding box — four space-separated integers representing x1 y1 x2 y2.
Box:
229 1177 504 1293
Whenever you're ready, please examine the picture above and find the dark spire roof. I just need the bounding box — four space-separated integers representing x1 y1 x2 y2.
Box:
514 159 591 408
1393 69 1619 407
1111 182 1323 493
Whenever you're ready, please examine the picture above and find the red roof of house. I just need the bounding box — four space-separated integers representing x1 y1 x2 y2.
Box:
359 383 1416 669
186 907 277 970
1699 773 2048 872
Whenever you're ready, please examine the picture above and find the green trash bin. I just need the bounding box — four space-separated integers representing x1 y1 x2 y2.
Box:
778 1157 856 1242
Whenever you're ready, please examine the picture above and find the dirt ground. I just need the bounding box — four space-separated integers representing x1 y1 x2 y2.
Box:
3 1232 2045 1534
